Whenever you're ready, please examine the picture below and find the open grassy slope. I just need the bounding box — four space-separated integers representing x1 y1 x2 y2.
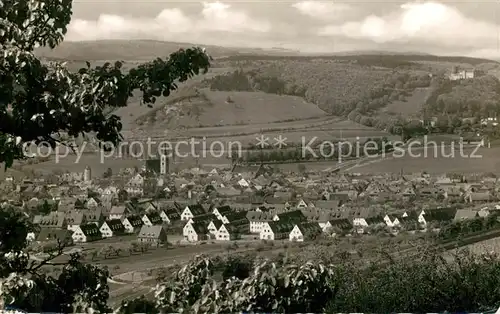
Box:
133 89 328 130
380 87 432 117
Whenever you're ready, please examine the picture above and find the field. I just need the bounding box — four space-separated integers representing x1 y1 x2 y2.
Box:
380 87 431 117
134 89 328 130
109 69 233 130
12 115 394 176
347 146 500 174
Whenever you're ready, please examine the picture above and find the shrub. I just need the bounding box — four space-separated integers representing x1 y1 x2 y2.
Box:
120 248 500 313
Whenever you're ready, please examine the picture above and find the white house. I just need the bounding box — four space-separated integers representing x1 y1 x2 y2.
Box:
126 174 144 195
295 199 308 209
109 205 128 220
383 215 401 228
212 205 233 221
418 211 426 225
66 211 85 232
142 212 162 226
259 221 294 241
71 224 101 243
207 220 223 235
86 197 99 208
352 217 369 228
288 222 322 242
216 224 235 241
100 219 125 238
122 215 144 233
159 209 180 224
321 219 353 235
183 222 208 242
180 204 205 221
221 211 248 225
237 178 250 188
247 211 272 234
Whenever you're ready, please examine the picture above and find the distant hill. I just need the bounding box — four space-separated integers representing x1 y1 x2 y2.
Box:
317 50 433 56
217 53 498 66
34 40 498 67
34 40 302 61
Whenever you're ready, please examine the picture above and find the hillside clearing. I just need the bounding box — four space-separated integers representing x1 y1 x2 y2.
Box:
381 87 431 117
135 89 328 130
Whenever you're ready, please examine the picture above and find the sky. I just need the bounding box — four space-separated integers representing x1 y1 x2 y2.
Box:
65 0 500 58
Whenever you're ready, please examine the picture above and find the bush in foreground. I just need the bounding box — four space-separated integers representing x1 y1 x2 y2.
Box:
120 248 500 313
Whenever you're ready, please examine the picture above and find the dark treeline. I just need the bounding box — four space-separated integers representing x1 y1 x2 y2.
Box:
233 138 393 163
216 53 497 66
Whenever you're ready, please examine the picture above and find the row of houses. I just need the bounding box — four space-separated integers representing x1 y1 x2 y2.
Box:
181 204 499 242
31 210 169 245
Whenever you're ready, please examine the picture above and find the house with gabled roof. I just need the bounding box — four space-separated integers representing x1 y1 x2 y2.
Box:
365 216 387 229
180 204 205 221
351 208 377 227
126 173 144 195
273 210 306 224
466 191 492 203
314 200 341 210
100 219 125 238
247 211 273 234
454 209 479 221
237 178 250 188
289 222 322 242
322 218 353 235
137 225 167 247
72 223 101 243
419 208 457 226
36 229 73 246
65 211 85 232
212 205 233 220
294 198 310 209
221 211 248 225
82 207 103 226
187 213 218 224
260 220 295 240
399 212 420 230
142 212 162 226
122 215 144 233
183 221 209 242
160 208 180 224
215 220 249 241
383 214 401 228
33 212 67 229
86 197 99 208
109 205 128 220
207 219 223 236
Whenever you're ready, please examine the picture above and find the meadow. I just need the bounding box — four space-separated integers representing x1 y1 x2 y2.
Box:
134 89 329 130
380 87 431 117
348 146 500 174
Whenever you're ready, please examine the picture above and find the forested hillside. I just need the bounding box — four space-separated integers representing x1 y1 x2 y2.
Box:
207 61 431 131
424 75 500 119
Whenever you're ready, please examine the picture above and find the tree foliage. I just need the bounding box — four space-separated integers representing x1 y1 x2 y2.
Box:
118 249 500 313
0 0 211 169
425 75 500 119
